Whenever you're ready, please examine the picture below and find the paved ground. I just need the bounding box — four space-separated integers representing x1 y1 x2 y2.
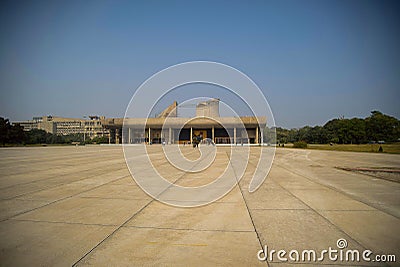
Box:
0 146 399 266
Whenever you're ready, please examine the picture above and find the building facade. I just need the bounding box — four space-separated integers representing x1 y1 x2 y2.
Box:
12 99 267 145
14 115 108 138
103 99 266 145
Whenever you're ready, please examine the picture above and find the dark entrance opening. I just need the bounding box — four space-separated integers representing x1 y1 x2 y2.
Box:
214 128 229 137
178 128 190 142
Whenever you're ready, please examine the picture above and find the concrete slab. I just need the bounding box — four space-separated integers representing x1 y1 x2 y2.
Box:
14 197 150 226
320 210 400 256
78 183 151 200
126 197 254 231
250 209 376 265
288 188 374 211
13 171 129 202
0 198 48 221
242 183 309 210
0 220 116 267
0 146 398 266
75 227 263 266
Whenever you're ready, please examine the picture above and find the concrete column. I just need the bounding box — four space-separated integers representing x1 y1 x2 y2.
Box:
148 128 151 144
169 128 172 144
212 126 215 142
234 127 237 145
255 127 259 144
115 128 120 144
190 127 193 144
108 131 111 144
260 127 264 145
128 128 131 144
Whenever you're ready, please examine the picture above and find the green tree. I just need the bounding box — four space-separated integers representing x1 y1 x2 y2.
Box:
275 127 290 143
91 136 109 144
0 117 11 145
0 117 27 145
365 111 399 142
324 119 351 144
310 126 328 144
26 129 47 144
9 124 26 144
347 118 367 144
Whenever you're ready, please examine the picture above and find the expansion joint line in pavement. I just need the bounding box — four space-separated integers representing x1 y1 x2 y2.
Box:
1 174 131 223
1 165 127 201
5 148 181 222
72 147 215 266
239 151 372 256
124 225 254 233
271 163 374 254
336 167 400 184
276 162 400 220
0 152 123 177
235 151 384 266
225 151 270 267
0 158 126 192
277 150 400 218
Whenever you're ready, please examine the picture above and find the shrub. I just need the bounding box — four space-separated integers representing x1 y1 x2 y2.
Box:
293 141 308 148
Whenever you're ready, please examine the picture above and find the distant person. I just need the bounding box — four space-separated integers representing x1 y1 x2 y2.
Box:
192 135 200 148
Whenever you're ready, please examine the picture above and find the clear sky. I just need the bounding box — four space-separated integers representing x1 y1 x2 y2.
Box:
0 0 399 128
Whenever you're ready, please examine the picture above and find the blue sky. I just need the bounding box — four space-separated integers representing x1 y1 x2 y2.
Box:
0 0 399 128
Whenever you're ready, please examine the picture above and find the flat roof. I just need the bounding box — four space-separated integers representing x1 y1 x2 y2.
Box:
103 116 266 128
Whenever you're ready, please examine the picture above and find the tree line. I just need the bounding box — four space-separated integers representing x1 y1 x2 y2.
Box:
0 117 108 146
273 111 399 144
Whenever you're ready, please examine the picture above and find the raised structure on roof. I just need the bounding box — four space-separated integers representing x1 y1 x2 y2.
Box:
104 99 266 145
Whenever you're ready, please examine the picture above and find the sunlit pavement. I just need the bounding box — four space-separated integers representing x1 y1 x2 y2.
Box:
0 146 399 266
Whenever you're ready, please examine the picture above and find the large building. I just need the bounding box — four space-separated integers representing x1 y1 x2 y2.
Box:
103 99 266 145
14 115 108 138
14 117 44 132
13 99 266 144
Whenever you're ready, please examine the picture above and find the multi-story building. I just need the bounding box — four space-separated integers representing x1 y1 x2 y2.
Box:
14 117 42 132
83 116 107 138
13 115 108 138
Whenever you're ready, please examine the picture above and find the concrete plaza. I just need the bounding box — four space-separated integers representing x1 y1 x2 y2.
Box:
0 146 399 266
